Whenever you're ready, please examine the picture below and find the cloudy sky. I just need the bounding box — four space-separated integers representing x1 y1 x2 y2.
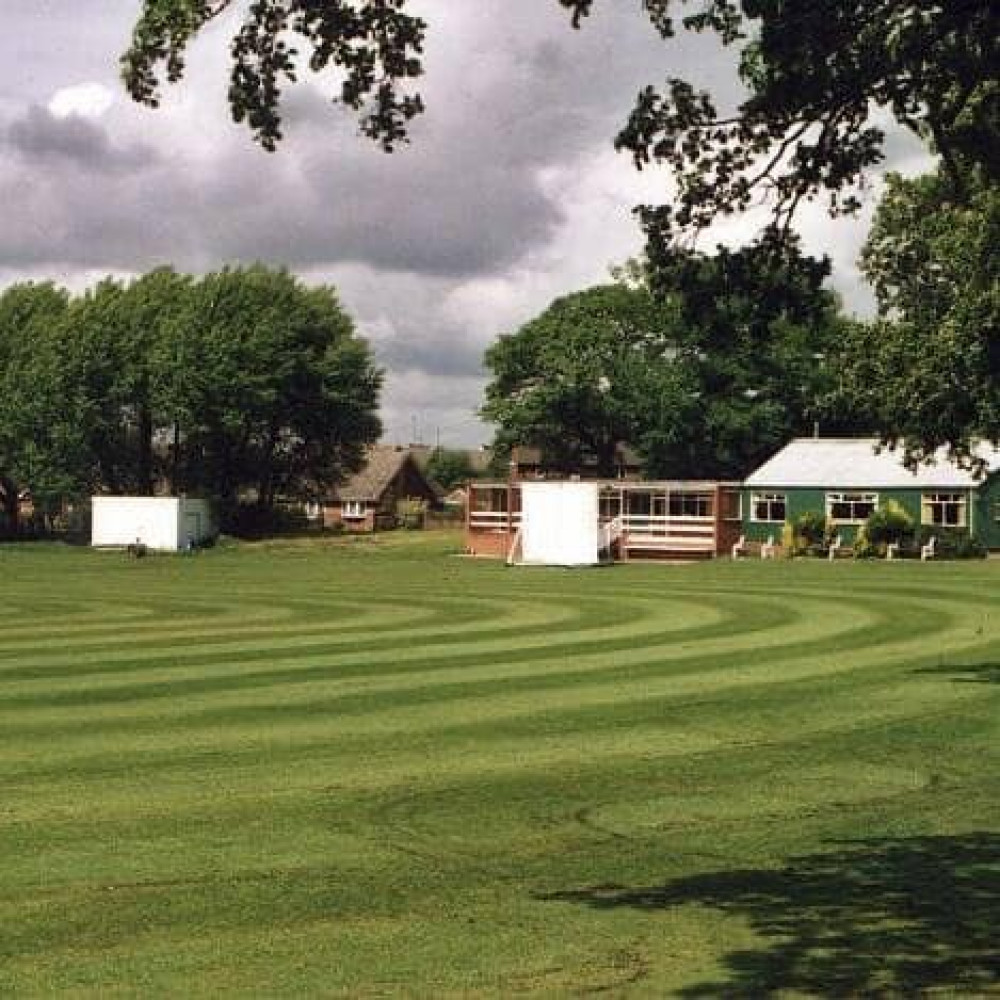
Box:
2 2 931 447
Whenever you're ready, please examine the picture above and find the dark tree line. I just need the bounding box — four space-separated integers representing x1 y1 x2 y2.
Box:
0 266 381 530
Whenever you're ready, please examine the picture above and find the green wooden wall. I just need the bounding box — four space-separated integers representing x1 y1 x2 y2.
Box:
974 474 1000 549
741 477 1000 549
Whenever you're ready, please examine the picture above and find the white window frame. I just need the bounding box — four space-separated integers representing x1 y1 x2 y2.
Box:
751 492 787 523
826 491 878 524
922 492 967 528
342 500 366 519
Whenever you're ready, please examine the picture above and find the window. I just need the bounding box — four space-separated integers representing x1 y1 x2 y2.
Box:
342 500 366 519
599 495 622 520
627 492 652 517
923 492 966 527
826 492 878 523
668 492 713 518
752 492 786 523
471 487 508 513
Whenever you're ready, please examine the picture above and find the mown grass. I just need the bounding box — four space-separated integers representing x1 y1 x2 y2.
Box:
1 532 997 996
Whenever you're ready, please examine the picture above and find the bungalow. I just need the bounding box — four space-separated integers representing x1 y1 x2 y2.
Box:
323 446 439 532
743 438 1000 551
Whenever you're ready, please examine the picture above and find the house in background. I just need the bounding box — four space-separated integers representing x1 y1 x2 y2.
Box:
743 438 1000 550
323 446 439 532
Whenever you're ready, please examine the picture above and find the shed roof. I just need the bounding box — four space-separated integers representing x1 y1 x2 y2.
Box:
744 438 1000 489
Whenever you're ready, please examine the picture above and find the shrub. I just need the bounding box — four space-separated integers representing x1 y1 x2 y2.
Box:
856 500 915 557
780 522 797 557
793 510 828 548
914 525 986 560
396 498 427 530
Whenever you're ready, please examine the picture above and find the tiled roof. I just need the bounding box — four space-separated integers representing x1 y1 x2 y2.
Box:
745 438 1000 489
336 446 416 501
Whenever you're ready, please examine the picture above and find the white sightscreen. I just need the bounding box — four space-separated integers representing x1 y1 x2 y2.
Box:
91 497 181 550
520 482 600 566
91 497 214 551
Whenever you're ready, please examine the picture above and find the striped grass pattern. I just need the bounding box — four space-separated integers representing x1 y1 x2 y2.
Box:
1 533 998 995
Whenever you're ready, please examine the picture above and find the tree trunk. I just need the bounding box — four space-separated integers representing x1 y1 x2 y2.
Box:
138 404 154 495
0 476 19 535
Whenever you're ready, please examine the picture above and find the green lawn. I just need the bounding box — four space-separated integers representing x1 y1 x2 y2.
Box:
1 532 997 996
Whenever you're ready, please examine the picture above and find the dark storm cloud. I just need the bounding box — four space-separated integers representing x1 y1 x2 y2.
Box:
0 1 715 278
373 319 486 381
4 105 156 173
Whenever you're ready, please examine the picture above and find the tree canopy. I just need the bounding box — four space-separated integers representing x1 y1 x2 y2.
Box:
483 252 863 479
481 284 677 477
0 268 382 526
424 448 476 492
830 169 999 466
617 0 998 246
124 2 997 228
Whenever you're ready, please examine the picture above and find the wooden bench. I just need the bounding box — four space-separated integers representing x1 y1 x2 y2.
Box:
624 533 716 558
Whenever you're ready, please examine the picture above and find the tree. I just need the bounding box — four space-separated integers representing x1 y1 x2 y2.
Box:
59 270 197 497
640 237 864 478
481 284 677 477
484 248 863 480
831 169 999 466
616 1 998 248
122 2 607 150
122 0 429 152
167 266 382 506
425 448 475 491
0 282 76 525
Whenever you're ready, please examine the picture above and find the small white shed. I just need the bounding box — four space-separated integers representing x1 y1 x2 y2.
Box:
519 481 601 566
91 497 215 551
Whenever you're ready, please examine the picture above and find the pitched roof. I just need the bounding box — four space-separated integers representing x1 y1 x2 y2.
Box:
745 438 1000 489
336 446 418 502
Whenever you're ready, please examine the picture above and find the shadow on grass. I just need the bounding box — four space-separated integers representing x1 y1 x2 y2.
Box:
538 833 1000 997
914 662 1000 684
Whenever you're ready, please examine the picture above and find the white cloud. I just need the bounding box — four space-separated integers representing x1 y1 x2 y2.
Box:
47 82 115 120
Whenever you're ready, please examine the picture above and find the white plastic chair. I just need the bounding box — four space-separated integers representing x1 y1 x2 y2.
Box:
920 535 936 561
